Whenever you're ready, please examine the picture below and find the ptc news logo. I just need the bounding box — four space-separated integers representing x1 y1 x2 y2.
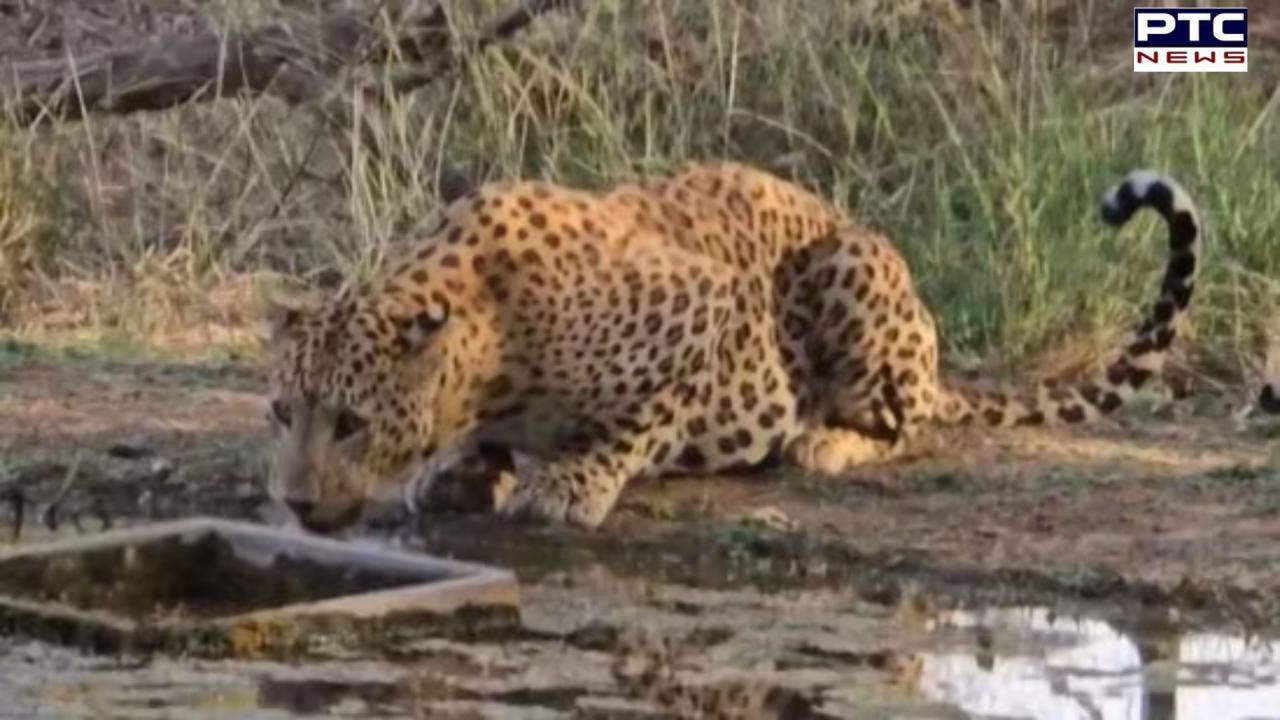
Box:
1134 7 1247 73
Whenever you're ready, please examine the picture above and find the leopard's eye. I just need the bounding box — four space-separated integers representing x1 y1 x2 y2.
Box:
270 399 292 427
334 409 368 442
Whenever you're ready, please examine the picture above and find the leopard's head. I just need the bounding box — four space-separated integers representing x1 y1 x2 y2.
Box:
263 283 451 533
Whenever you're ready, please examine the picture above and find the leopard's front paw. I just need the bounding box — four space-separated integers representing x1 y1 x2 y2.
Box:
405 444 517 515
498 482 611 529
496 453 612 528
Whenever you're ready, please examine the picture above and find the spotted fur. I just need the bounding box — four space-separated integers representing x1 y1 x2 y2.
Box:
264 162 1201 532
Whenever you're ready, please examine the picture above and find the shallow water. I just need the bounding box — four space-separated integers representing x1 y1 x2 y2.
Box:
0 641 417 719
916 606 1280 720
0 529 429 622
3 518 1280 720
6 600 1280 719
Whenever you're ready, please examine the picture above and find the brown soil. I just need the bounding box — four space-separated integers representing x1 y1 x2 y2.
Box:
4 354 1280 718
4 355 1279 614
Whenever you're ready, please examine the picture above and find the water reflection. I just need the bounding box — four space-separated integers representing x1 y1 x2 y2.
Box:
915 607 1280 720
1178 632 1280 719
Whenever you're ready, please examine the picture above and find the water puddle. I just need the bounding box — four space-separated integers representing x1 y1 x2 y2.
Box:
0 529 428 623
0 519 519 659
915 606 1280 720
0 639 419 720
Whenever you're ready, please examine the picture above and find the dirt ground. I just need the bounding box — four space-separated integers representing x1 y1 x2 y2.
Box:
5 353 1280 600
3 352 1280 717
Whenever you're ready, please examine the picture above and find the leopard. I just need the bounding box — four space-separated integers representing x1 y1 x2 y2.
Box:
263 161 1201 534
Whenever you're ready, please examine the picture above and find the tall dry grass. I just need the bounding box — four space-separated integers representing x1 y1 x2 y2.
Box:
2 0 1279 385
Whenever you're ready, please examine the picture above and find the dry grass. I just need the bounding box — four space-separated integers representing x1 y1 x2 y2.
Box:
2 0 1279 388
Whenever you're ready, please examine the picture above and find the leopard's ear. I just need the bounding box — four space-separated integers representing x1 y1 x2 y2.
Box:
256 275 325 345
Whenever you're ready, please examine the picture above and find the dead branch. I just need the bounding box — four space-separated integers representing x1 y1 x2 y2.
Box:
2 0 579 127
1 2 449 125
2 0 578 218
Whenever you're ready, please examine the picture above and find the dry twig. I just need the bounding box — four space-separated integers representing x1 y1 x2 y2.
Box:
2 0 578 126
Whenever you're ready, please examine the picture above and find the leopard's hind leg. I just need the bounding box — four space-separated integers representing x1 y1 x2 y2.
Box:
779 227 941 475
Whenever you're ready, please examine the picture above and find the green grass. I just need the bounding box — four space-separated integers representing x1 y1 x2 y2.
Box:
3 0 1279 380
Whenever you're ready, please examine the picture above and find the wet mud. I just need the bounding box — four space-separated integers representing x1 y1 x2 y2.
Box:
3 358 1280 717
0 531 433 622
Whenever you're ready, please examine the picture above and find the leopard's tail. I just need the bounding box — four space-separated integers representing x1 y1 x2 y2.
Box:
933 169 1201 428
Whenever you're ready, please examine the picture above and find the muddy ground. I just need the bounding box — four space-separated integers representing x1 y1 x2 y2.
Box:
3 350 1280 718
